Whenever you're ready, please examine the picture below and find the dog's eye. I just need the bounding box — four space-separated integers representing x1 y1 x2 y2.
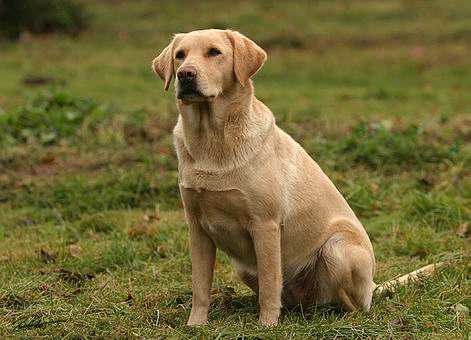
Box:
175 51 185 60
208 48 222 57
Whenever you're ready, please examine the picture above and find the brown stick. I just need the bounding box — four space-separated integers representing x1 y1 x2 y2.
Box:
374 262 445 296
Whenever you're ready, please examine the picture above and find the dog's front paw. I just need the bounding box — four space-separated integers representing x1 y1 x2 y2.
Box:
187 311 208 326
186 319 207 326
259 312 279 327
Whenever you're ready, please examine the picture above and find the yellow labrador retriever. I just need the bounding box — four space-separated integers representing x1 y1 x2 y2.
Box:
152 29 375 326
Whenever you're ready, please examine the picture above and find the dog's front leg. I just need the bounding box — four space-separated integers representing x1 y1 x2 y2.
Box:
187 216 216 326
251 221 282 326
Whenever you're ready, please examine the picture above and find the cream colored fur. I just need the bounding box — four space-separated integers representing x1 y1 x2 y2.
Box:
152 29 375 327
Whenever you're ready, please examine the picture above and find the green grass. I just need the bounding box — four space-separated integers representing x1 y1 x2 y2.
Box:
0 0 470 338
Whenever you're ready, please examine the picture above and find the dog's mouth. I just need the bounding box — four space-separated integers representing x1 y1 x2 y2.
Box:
177 89 216 104
177 89 206 102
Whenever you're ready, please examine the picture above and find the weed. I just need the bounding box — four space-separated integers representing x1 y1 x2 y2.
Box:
0 90 109 146
335 121 460 170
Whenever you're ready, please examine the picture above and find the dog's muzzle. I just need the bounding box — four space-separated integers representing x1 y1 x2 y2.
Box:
177 66 205 101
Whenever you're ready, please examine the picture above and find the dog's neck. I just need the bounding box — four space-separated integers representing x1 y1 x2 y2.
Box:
176 81 275 171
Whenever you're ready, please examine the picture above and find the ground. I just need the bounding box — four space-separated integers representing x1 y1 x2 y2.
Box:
0 0 470 338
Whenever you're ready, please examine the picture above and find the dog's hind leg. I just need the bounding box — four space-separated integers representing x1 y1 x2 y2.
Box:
235 262 259 293
318 231 376 311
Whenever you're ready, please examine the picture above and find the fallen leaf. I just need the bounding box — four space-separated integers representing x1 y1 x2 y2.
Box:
57 269 94 283
143 204 161 222
385 303 401 312
424 322 435 329
40 249 55 264
389 318 402 327
143 214 157 222
22 75 56 86
417 176 435 188
409 46 426 59
96 278 111 289
128 224 157 237
453 303 469 317
40 153 56 164
159 146 171 155
457 222 469 238
120 293 133 305
39 283 50 293
68 244 82 258
370 182 380 194
156 245 168 258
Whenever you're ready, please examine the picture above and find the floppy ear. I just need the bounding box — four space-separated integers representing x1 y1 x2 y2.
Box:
152 34 183 91
226 30 267 86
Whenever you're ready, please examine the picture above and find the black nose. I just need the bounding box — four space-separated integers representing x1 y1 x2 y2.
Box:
177 66 197 81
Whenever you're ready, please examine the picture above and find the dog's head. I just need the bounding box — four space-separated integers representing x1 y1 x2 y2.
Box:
152 29 267 103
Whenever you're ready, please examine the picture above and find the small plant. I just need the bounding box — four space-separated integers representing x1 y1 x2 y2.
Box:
0 90 109 146
0 90 167 147
335 121 459 170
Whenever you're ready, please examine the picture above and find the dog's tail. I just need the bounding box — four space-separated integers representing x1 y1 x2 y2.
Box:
373 262 445 296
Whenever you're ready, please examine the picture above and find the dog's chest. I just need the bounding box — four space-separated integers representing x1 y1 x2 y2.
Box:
181 187 256 263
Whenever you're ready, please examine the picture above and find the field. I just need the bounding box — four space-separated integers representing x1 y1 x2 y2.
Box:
0 0 470 338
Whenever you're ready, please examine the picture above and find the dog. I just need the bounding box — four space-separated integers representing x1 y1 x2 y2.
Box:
152 29 375 327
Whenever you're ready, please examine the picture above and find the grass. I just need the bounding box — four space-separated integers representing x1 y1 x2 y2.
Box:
0 0 470 338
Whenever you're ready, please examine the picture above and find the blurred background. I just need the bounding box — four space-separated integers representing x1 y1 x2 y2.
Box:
2 0 471 121
0 1 469 338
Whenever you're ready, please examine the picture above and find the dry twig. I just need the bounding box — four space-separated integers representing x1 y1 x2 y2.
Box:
375 262 445 296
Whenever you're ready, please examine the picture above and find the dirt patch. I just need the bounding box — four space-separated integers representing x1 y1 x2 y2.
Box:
0 143 173 190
